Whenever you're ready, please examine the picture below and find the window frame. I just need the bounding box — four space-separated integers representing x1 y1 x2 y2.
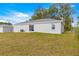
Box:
52 24 55 30
29 24 34 31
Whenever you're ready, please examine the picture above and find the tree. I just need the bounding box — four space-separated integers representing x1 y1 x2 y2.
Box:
77 16 79 27
74 16 79 39
32 16 39 20
42 8 50 18
49 4 58 19
58 4 73 31
32 4 59 20
32 5 43 20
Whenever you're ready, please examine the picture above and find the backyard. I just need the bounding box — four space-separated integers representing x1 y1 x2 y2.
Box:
0 32 79 56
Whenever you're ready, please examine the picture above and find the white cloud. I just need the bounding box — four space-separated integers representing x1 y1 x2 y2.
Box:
14 12 29 17
0 11 31 24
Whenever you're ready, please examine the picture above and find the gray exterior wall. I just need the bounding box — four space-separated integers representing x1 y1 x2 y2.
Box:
3 25 13 32
61 22 64 33
0 25 13 32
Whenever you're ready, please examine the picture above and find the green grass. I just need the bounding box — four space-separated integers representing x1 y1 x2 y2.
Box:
0 32 79 56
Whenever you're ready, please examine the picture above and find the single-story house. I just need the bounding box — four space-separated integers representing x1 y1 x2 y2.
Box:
13 18 64 34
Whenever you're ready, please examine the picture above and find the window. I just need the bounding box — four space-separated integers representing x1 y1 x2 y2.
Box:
20 29 24 32
52 24 55 29
29 25 34 31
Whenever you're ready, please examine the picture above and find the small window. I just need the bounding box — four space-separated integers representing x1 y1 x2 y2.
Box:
52 24 55 29
29 25 34 31
20 29 24 32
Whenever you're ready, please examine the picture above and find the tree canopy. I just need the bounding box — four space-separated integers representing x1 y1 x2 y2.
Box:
0 22 12 25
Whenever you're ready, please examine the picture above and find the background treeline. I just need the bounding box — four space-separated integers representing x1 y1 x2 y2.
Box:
0 22 12 25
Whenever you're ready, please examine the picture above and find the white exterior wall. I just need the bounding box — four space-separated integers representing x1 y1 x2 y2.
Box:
0 27 3 32
13 19 64 34
33 22 62 34
14 22 62 34
13 25 29 32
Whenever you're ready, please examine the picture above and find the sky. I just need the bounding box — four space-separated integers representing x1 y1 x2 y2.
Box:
0 3 78 26
0 3 51 24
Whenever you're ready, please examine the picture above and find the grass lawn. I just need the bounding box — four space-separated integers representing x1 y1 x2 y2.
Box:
0 32 79 56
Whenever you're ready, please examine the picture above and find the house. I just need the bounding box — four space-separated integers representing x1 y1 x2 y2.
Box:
0 24 13 32
0 18 64 34
13 18 64 34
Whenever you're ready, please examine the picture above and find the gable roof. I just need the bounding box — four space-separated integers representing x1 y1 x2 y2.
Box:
14 18 63 25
